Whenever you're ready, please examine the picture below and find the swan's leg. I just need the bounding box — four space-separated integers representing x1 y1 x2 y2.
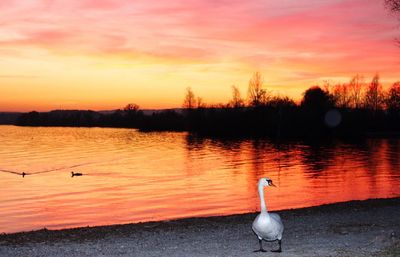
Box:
271 239 282 253
253 238 267 252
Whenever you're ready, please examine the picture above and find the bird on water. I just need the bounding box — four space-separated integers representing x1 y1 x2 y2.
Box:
252 177 284 253
71 171 83 177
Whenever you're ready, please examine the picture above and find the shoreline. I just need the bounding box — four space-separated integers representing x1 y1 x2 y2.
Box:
1 197 399 256
5 124 400 139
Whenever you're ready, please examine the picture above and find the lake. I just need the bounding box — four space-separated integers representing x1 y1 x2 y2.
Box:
0 125 399 233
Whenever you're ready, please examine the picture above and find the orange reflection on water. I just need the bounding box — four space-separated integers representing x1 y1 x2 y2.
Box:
0 126 399 233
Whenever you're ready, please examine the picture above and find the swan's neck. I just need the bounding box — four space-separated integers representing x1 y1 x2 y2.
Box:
258 184 268 213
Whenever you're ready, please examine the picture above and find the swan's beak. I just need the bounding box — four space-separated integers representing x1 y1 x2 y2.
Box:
270 181 277 187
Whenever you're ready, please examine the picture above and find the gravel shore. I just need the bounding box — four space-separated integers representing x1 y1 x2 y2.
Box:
1 198 399 257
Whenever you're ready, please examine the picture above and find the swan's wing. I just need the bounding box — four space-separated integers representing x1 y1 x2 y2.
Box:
252 213 262 236
270 213 282 223
252 213 273 239
270 213 284 239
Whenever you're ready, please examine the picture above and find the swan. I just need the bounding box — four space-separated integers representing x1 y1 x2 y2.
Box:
252 177 284 253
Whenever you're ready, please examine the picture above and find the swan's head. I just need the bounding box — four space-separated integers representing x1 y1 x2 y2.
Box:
259 177 276 187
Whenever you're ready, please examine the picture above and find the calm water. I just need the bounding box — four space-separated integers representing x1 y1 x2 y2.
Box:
0 125 399 233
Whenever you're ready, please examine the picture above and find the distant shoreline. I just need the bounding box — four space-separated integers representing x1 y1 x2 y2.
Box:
1 197 399 257
4 106 400 139
3 124 400 143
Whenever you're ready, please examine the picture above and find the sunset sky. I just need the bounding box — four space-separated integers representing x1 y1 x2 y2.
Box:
0 0 399 112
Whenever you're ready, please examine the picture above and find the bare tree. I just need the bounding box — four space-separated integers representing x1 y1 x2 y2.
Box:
247 72 269 107
332 83 352 108
324 81 351 108
183 87 196 109
348 74 365 109
197 97 205 108
230 85 244 108
364 74 385 111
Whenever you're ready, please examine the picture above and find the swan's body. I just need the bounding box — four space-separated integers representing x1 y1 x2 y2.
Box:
252 178 284 252
252 212 283 241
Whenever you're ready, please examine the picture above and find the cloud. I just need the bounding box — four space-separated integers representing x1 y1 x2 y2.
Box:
0 0 398 80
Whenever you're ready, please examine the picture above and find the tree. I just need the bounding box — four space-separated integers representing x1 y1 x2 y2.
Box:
364 74 384 111
230 85 244 108
268 95 296 108
197 97 205 108
386 81 400 111
331 83 351 108
183 87 196 109
123 103 142 127
348 74 365 109
247 72 269 107
301 86 334 110
123 103 140 113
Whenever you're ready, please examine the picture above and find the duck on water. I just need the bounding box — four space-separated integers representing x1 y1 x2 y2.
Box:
252 177 284 253
71 172 83 177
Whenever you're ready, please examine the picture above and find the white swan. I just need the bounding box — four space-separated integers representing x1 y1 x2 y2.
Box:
252 177 284 252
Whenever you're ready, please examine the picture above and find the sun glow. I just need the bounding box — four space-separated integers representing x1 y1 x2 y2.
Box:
0 0 399 111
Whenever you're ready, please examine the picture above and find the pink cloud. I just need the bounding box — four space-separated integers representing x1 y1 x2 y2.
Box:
79 0 124 10
0 0 398 78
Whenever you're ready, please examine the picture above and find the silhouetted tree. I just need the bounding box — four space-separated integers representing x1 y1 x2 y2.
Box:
300 87 335 137
230 85 244 108
123 103 140 113
183 87 196 109
330 83 351 108
197 97 205 108
301 86 334 110
268 95 296 108
348 74 365 109
364 74 384 111
386 81 400 111
247 72 269 107
122 104 143 127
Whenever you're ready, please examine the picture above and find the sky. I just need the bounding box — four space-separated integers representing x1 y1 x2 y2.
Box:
0 0 399 112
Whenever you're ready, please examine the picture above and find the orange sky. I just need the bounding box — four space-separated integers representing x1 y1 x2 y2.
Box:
0 0 399 112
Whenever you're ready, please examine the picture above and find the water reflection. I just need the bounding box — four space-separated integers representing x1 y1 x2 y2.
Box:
0 126 399 233
184 135 400 214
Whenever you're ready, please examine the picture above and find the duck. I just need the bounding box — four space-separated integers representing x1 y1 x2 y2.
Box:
71 171 83 177
252 177 284 253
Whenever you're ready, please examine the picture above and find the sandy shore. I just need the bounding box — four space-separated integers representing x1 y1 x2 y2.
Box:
1 198 399 257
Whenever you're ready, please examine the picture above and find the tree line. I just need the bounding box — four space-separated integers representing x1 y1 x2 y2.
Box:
184 73 400 112
176 72 400 138
16 72 400 139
